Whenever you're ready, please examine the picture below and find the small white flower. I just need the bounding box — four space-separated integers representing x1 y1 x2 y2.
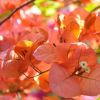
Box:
80 61 91 73
80 61 88 69
75 71 80 75
85 67 91 73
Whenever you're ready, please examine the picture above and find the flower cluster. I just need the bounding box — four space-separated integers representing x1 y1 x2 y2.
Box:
0 0 100 99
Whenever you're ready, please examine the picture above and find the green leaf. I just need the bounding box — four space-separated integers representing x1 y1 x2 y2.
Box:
98 55 100 64
45 7 56 16
34 0 61 16
0 10 11 20
97 96 100 100
84 3 97 12
95 48 100 54
34 0 45 6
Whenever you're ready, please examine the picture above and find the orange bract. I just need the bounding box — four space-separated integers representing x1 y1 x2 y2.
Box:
80 64 100 96
49 42 98 98
0 40 43 78
0 0 100 99
34 43 71 64
38 72 50 92
85 13 96 30
1 59 28 78
95 15 100 32
61 14 80 42
14 40 41 63
49 63 81 98
0 49 28 78
14 40 33 58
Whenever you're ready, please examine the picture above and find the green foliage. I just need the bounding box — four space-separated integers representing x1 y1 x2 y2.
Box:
97 55 100 64
0 10 11 20
35 0 61 16
97 96 100 100
84 3 97 12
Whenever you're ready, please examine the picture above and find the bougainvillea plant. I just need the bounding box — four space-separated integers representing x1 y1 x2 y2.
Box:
0 0 100 100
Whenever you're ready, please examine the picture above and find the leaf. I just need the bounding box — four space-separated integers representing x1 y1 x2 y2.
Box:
84 3 97 12
97 55 100 64
35 0 61 16
0 10 11 21
97 96 100 100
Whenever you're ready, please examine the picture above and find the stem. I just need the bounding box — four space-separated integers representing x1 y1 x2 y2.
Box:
16 92 22 100
91 5 100 13
35 69 50 77
0 0 35 26
78 75 100 82
23 69 50 79
57 14 61 35
30 62 42 73
86 5 100 20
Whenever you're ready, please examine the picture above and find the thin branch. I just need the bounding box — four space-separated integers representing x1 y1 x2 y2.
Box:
16 92 22 100
30 62 42 73
23 69 50 79
86 5 100 20
34 69 50 77
0 68 50 95
91 5 100 13
0 0 35 26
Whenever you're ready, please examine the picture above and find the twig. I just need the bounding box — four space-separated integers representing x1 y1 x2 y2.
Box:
16 92 22 100
90 5 100 13
85 5 100 20
30 62 42 73
0 0 35 26
23 69 50 79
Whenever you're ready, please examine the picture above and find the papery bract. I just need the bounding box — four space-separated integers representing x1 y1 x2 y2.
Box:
0 36 14 51
61 14 80 42
62 42 97 72
49 42 98 98
0 59 28 78
0 48 29 78
34 43 70 64
95 14 100 32
14 40 41 64
80 64 100 96
38 72 50 92
49 63 81 98
74 95 98 100
0 95 14 100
